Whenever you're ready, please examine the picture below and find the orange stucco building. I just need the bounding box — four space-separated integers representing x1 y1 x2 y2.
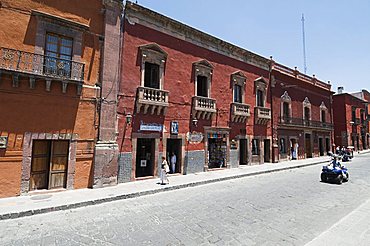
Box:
0 0 122 197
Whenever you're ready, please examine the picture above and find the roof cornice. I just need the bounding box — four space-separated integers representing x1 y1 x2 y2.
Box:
124 1 270 71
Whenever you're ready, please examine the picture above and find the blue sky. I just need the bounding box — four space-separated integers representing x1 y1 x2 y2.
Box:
132 0 370 93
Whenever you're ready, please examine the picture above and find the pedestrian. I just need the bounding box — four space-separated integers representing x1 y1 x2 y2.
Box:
170 152 177 174
160 156 170 185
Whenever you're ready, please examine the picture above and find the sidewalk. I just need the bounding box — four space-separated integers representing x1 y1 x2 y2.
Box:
306 197 370 246
0 156 332 221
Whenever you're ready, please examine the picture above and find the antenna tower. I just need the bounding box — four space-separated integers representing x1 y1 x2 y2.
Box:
301 14 307 74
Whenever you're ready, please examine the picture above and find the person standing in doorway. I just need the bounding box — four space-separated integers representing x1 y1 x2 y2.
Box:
160 156 170 185
170 152 177 174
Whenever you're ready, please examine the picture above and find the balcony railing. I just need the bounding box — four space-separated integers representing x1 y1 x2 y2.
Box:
231 102 251 122
0 47 84 81
254 106 271 125
192 96 216 120
279 116 333 130
136 86 169 115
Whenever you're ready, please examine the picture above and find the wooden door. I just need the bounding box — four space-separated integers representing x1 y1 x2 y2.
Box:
30 141 51 191
30 140 68 191
49 141 69 189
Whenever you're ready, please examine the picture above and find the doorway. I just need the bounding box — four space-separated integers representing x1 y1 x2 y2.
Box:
290 139 298 160
305 134 312 158
263 139 270 163
30 140 69 191
208 138 227 169
166 139 181 174
239 139 248 165
136 138 155 178
325 138 330 153
319 138 324 156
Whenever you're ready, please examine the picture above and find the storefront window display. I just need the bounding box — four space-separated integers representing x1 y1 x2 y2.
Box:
208 133 227 169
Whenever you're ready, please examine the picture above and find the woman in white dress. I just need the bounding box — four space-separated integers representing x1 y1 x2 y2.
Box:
160 156 170 185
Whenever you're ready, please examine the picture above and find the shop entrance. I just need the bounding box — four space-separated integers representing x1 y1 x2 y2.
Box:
166 139 181 174
136 138 155 178
239 139 248 165
319 138 324 156
263 139 270 163
208 138 227 169
30 140 69 191
305 134 312 158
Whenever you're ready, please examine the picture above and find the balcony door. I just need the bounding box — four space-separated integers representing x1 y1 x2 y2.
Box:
197 75 208 97
30 140 69 191
144 62 160 89
44 33 73 78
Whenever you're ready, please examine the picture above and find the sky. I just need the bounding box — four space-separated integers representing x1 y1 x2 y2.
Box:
131 0 370 93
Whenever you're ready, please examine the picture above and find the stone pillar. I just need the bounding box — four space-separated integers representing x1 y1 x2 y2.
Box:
93 0 122 188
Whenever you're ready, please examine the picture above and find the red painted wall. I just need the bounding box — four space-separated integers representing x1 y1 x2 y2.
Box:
118 20 270 152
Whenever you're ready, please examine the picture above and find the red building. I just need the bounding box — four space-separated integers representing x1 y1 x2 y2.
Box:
116 2 274 182
333 89 370 151
113 2 336 183
271 64 334 161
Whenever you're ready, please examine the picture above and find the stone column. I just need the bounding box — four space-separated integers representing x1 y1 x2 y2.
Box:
93 0 122 188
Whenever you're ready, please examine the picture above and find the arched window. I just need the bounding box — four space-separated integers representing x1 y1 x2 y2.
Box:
303 97 311 125
320 102 328 123
280 91 291 121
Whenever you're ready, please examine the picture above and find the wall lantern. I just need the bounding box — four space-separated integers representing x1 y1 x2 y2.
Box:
126 113 132 125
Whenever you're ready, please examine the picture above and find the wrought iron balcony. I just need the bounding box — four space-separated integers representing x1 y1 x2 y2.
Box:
231 102 251 122
136 86 169 115
254 106 271 125
0 47 84 82
192 96 217 120
279 116 333 130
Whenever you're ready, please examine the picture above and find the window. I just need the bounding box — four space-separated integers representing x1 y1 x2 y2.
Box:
304 107 310 120
321 110 326 123
280 91 291 120
44 33 73 77
232 72 246 104
257 89 264 107
144 62 160 89
254 77 267 108
352 109 356 122
283 102 290 119
252 139 259 155
279 138 287 154
234 84 242 103
140 43 167 90
197 75 208 97
193 60 213 98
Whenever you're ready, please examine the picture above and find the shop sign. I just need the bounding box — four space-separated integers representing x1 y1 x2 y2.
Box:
207 132 226 139
170 121 179 135
186 132 203 143
0 136 7 149
139 122 163 132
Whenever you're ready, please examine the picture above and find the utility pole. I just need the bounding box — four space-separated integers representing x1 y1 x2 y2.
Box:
301 14 307 74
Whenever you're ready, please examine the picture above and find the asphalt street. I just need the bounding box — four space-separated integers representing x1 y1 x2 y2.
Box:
1 154 370 245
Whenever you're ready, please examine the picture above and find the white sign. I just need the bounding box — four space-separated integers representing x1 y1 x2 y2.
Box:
139 122 163 132
186 132 203 143
0 136 7 149
140 160 147 167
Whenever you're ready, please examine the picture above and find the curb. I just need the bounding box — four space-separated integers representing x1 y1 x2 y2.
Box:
0 159 327 221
